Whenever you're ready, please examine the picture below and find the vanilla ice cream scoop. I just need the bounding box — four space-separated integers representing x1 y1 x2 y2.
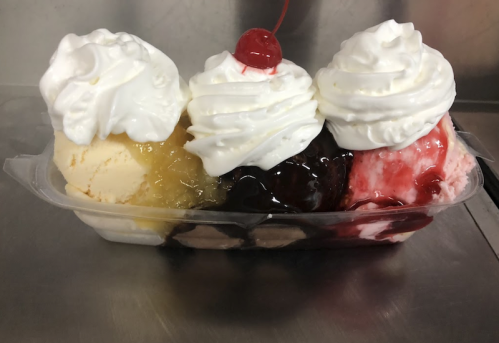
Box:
42 29 221 210
53 131 148 204
40 29 190 145
315 20 456 151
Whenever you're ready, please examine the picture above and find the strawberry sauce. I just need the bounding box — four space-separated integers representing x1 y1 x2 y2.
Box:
346 115 449 210
335 115 451 241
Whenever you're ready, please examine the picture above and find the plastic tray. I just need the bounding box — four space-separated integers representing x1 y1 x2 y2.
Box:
3 138 484 249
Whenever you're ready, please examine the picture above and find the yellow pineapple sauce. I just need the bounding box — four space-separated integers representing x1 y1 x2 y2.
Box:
126 117 228 209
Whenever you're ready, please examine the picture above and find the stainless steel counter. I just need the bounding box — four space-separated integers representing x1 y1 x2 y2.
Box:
2 89 499 342
3 0 499 101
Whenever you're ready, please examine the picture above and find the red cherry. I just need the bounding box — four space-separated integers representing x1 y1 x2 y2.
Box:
233 0 289 70
234 28 282 69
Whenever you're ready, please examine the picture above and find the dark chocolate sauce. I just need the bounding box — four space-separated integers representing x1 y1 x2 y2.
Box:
212 127 353 213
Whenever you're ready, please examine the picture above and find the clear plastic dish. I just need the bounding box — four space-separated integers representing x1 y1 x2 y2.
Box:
3 137 485 249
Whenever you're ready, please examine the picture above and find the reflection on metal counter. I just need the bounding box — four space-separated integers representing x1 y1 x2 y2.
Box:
1 0 499 101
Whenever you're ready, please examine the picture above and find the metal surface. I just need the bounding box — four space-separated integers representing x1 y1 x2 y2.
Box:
453 111 499 176
464 188 499 257
2 90 499 342
2 0 499 101
452 111 499 250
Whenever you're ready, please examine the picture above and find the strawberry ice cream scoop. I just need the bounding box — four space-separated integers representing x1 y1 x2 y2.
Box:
344 113 475 210
313 20 476 243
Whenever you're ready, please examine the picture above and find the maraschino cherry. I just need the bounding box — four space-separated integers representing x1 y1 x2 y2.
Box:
233 0 289 69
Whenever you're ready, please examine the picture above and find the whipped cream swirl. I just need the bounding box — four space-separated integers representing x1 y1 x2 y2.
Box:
185 51 323 177
315 20 456 151
40 29 190 145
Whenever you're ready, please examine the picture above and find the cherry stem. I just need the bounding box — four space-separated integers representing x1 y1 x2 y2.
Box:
269 0 290 39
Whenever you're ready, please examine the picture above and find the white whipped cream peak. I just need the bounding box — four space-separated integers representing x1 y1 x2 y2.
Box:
185 51 324 177
315 19 456 151
40 29 190 145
